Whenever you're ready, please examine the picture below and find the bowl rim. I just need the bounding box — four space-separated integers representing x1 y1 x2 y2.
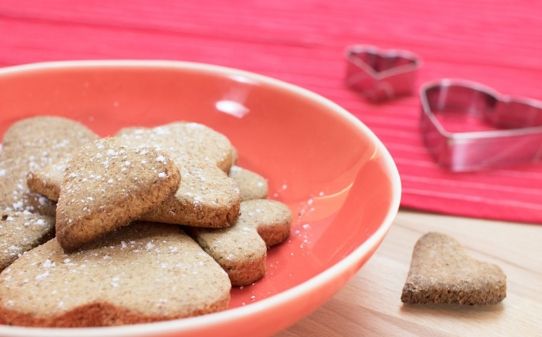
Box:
0 60 401 336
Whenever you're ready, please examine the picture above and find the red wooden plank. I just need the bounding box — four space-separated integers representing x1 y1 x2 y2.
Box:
1 0 542 223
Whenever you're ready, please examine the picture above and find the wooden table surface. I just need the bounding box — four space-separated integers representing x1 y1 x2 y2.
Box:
278 210 542 337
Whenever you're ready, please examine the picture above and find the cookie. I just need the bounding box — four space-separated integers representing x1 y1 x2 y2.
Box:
56 138 180 251
0 223 231 327
0 211 55 271
117 122 234 172
401 232 507 305
116 122 240 228
229 166 268 201
0 116 98 216
28 122 241 228
193 199 291 286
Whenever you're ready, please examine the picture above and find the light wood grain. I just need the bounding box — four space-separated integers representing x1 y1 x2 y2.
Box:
278 210 542 337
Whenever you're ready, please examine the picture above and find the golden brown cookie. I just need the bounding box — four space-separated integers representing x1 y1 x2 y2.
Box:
116 122 240 228
56 138 180 251
0 116 98 216
229 166 268 201
193 199 291 286
401 232 507 305
0 211 54 271
0 223 231 327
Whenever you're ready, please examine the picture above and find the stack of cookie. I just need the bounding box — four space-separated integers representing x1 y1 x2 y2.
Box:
0 117 292 327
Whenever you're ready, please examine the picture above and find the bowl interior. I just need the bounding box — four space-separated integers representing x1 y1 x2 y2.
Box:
0 63 395 310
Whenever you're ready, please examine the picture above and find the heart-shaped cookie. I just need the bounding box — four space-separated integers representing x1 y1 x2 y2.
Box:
401 232 506 305
1 116 98 216
229 166 268 201
193 199 291 286
345 45 419 101
56 138 180 251
420 79 542 171
116 123 240 228
0 223 230 327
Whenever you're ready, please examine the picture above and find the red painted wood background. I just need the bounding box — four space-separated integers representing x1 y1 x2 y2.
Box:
1 0 542 223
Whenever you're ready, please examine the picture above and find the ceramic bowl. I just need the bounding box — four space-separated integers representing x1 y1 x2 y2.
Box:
0 61 400 337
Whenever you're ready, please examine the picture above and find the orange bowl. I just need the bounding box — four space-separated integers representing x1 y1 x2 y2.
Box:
0 61 400 337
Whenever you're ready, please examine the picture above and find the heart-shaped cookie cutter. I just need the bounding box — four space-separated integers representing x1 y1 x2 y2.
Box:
345 45 420 102
420 79 542 172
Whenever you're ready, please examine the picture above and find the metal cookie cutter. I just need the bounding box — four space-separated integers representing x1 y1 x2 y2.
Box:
420 79 542 172
345 45 420 102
